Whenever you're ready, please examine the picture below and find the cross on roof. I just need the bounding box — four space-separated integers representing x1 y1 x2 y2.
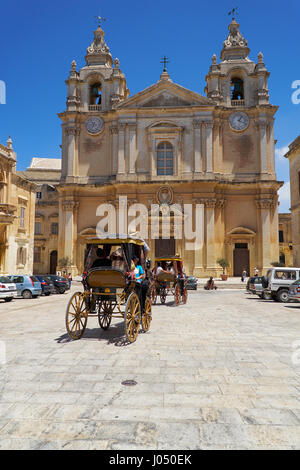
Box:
228 7 238 20
95 15 106 27
160 56 170 72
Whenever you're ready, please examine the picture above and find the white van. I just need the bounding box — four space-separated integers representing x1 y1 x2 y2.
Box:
263 267 300 302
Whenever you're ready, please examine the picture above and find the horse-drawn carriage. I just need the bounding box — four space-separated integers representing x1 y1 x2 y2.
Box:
65 234 152 343
150 255 188 306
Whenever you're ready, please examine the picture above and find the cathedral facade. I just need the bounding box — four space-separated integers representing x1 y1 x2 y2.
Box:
57 19 282 277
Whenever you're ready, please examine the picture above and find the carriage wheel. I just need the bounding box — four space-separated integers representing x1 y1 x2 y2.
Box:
124 292 141 343
175 283 181 306
160 288 167 305
65 292 88 340
142 296 152 332
182 287 188 304
98 299 113 330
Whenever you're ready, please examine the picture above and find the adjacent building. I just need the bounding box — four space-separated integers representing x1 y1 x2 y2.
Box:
278 213 293 266
20 158 61 274
0 137 36 274
285 136 300 266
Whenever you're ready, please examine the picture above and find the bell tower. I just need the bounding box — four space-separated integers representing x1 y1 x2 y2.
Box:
205 19 270 107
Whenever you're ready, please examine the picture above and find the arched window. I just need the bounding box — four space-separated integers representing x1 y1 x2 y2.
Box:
157 141 173 176
90 82 102 105
231 77 244 101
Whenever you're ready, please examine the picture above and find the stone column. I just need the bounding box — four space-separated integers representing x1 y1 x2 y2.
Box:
65 126 80 178
191 199 205 275
110 125 118 175
205 121 213 173
269 119 276 175
205 199 217 269
61 200 79 275
128 124 137 174
117 123 126 175
257 118 268 175
193 120 202 173
256 199 272 270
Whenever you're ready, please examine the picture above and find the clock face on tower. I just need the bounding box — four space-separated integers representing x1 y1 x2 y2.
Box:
85 117 104 134
228 112 249 132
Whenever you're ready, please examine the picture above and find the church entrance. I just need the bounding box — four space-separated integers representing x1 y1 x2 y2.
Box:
50 250 57 274
155 238 175 258
233 243 249 277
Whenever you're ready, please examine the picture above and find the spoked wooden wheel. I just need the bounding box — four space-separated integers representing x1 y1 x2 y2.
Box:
124 292 141 343
175 283 181 306
98 299 114 330
182 287 188 304
65 292 88 340
142 296 152 332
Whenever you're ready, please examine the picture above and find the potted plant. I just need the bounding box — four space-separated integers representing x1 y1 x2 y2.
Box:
217 258 229 280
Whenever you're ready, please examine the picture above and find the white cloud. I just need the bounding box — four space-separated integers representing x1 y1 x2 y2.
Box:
278 181 291 212
275 146 289 161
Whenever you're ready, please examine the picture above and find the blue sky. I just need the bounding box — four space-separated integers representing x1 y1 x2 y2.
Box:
0 0 299 212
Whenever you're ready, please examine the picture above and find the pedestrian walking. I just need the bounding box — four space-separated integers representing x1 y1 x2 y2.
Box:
241 269 247 282
68 273 72 289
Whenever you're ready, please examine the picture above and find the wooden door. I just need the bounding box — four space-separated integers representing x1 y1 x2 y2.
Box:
233 248 249 277
50 250 57 274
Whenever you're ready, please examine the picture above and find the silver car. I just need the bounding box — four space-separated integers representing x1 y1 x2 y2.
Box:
0 276 17 302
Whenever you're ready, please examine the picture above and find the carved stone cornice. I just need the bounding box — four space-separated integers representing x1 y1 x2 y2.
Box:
65 127 80 136
216 198 226 209
62 200 79 211
204 198 217 208
255 198 275 209
110 125 118 135
192 119 202 129
128 124 137 132
118 122 126 132
192 197 217 208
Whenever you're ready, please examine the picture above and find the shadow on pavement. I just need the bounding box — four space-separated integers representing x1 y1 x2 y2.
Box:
55 320 140 347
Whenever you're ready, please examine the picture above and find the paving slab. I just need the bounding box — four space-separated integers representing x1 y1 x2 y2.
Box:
0 287 300 449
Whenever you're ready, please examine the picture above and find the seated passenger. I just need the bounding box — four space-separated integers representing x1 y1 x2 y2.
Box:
111 248 125 272
91 248 112 268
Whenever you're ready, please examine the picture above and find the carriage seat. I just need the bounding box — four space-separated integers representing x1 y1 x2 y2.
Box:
86 267 126 289
156 272 175 282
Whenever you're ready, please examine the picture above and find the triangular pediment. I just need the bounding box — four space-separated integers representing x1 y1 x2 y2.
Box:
116 79 214 109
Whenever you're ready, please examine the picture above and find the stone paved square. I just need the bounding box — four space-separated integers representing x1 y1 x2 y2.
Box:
0 285 300 449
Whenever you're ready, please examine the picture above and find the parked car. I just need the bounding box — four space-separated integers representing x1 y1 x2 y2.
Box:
35 275 52 296
7 275 42 299
246 276 272 300
0 276 17 302
43 274 69 294
288 279 300 303
263 267 300 303
185 275 197 290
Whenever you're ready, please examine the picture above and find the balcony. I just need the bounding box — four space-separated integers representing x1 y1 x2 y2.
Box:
89 105 102 111
231 100 245 107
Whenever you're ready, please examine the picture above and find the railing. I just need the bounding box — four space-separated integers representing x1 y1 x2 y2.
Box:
89 105 102 111
231 100 245 107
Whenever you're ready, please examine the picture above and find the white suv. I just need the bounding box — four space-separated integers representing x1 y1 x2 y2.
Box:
263 267 300 303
